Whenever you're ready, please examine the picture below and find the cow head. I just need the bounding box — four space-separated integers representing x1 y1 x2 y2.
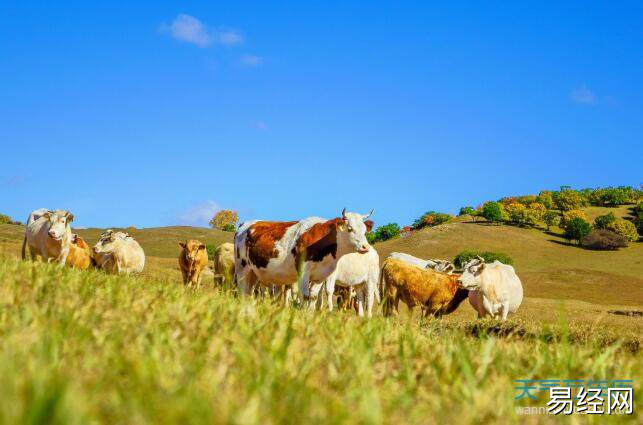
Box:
93 230 126 254
43 210 73 241
433 259 456 275
179 240 206 262
337 208 373 254
457 256 485 289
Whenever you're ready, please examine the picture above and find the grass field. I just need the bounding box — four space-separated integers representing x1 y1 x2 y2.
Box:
0 205 641 424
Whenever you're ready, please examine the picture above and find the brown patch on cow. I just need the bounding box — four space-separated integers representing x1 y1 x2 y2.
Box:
245 221 297 268
364 220 374 232
292 218 343 265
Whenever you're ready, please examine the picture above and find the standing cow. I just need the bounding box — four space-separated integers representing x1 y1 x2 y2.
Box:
92 230 145 275
22 208 74 265
314 246 380 318
234 208 373 302
457 256 523 320
213 242 235 288
178 239 209 286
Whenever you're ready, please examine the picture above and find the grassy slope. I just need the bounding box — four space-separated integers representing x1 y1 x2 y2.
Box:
0 258 640 424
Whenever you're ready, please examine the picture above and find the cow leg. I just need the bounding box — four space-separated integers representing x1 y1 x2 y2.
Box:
501 301 510 320
366 280 375 318
297 265 311 303
236 268 256 296
325 279 335 312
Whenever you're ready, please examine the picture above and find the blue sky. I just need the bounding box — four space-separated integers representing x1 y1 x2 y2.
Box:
1 1 641 228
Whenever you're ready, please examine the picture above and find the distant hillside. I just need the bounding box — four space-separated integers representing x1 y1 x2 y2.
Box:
374 205 642 307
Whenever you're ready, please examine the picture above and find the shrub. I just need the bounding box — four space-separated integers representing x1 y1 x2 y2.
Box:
528 203 546 222
517 195 538 206
481 202 505 225
537 191 554 209
209 210 239 231
606 219 639 242
561 210 589 229
206 244 216 259
543 210 560 231
368 223 401 243
588 186 639 206
459 206 475 216
581 230 627 250
563 218 592 245
505 203 528 226
554 189 586 211
0 214 12 224
453 250 514 268
411 211 451 230
593 212 617 230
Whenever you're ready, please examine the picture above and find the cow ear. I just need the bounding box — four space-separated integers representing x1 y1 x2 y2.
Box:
178 242 186 249
364 220 374 232
199 244 206 250
65 212 74 222
43 211 52 220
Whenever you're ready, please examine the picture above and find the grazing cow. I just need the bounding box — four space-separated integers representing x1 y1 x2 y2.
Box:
92 230 145 274
21 208 74 264
457 257 523 320
178 239 209 286
387 252 455 274
213 242 235 287
66 234 93 270
380 258 469 317
316 246 380 318
234 208 373 301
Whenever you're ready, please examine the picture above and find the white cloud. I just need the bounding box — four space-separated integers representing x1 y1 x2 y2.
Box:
177 201 220 226
240 54 263 67
571 85 597 105
160 14 244 48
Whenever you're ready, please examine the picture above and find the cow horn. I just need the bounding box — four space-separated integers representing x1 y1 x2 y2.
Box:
342 208 347 219
363 209 374 220
475 255 484 262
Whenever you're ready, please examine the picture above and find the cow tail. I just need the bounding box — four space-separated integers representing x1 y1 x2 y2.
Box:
21 236 27 260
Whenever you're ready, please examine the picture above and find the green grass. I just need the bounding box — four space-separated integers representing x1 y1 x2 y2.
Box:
0 257 640 424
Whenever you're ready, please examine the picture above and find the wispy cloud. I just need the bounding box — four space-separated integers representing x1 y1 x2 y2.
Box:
3 175 27 187
160 14 244 48
217 29 244 46
251 121 269 131
177 201 220 226
240 54 263 67
571 85 597 105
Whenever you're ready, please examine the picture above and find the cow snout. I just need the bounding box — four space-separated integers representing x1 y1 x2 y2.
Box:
48 230 60 239
357 245 369 254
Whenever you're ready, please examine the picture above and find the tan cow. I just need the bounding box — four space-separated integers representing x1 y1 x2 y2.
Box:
65 234 93 270
93 230 145 274
213 242 235 288
178 240 209 286
380 258 469 317
22 208 74 265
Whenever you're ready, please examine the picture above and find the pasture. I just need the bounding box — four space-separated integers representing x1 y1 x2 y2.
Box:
0 205 641 424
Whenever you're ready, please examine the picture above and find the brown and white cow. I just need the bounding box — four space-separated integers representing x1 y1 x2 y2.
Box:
234 208 373 301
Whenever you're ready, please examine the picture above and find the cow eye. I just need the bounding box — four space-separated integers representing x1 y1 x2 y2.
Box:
347 226 354 232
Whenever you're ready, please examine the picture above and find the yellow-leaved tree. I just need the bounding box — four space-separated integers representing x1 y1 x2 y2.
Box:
209 210 239 232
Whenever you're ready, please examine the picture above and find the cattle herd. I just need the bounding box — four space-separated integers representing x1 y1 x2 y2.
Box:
20 207 524 320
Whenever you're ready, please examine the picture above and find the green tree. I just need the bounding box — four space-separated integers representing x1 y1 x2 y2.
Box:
459 206 475 216
481 201 505 225
537 191 554 209
411 211 451 230
453 250 514 268
563 218 592 245
371 223 401 243
593 212 617 230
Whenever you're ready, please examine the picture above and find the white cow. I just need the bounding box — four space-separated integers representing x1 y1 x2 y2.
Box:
311 247 380 318
92 230 145 274
387 252 455 274
21 208 74 264
457 256 523 320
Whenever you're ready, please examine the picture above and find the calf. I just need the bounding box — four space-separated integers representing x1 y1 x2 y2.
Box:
178 239 209 286
380 258 469 317
387 252 455 274
66 234 93 269
457 257 523 320
22 208 74 265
